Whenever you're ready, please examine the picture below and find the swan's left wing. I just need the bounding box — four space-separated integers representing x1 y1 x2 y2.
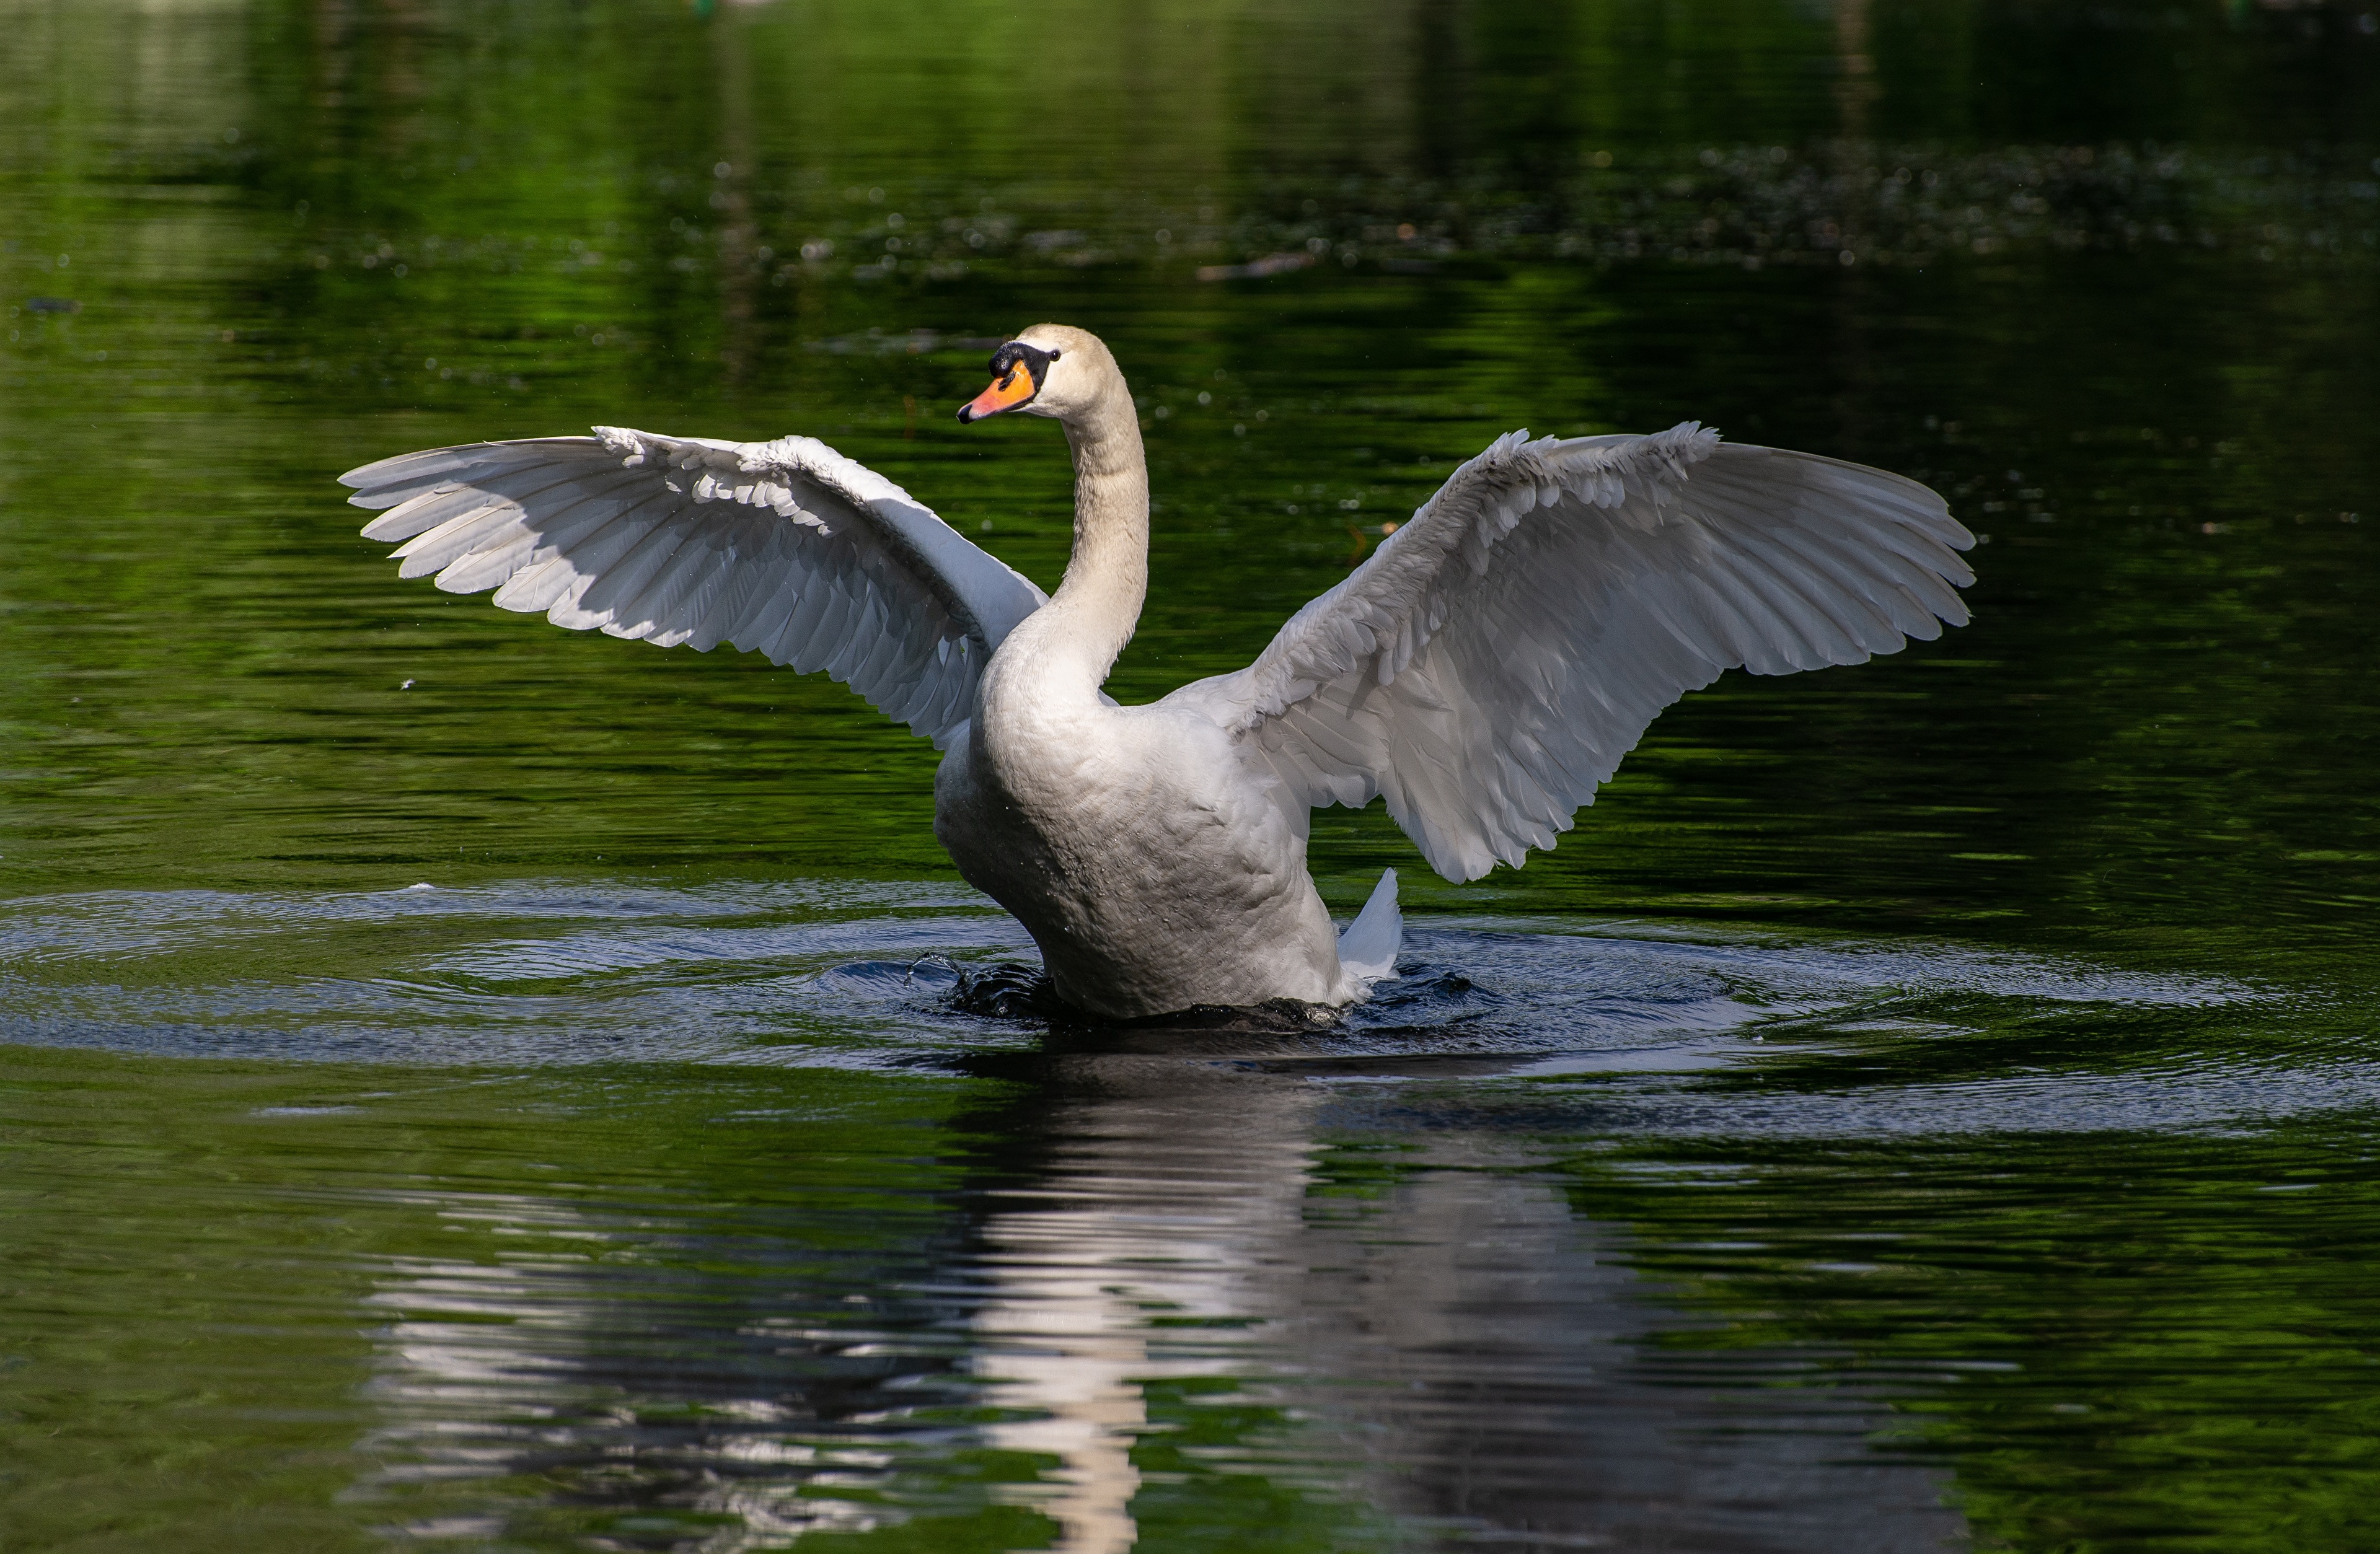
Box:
344 427 1046 747
1161 423 1973 881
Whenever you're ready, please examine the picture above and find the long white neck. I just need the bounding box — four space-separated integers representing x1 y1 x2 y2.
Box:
1024 372 1148 696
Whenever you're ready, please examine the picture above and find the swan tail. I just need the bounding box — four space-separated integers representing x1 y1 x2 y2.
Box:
1337 867 1403 983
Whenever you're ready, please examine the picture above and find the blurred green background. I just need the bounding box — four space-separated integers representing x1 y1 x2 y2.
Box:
4 2 2379 1552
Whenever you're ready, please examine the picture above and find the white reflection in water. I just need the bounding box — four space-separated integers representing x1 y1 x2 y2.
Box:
968 1058 1323 1552
354 1193 918 1547
348 1047 1968 1550
959 1048 1967 1553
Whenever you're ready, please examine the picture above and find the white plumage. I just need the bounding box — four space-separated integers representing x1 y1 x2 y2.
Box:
1169 422 1973 881
350 428 1042 746
345 324 1972 1019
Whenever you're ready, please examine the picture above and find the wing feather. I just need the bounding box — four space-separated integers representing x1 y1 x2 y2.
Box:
684 542 770 652
363 462 591 543
345 428 1047 746
434 528 545 596
792 581 858 675
490 555 581 615
769 574 837 668
1164 423 1972 881
725 576 799 657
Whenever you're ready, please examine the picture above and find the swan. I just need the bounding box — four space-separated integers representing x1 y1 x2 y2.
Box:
343 324 1973 1019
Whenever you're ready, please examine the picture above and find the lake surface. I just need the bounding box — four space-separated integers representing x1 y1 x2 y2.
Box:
4 2 2379 1550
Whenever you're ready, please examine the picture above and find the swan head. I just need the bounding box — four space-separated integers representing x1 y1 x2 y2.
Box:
956 323 1111 424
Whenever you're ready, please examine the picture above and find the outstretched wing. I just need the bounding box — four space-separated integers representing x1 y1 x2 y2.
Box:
343 427 1046 747
1162 423 1973 881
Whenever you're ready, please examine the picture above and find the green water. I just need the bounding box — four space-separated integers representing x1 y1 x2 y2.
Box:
4 1 2379 1550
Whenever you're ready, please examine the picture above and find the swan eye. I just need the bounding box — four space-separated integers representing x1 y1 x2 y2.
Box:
1046 349 1061 361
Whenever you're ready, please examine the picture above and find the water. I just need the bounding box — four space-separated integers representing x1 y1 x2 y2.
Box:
4 1 2379 1549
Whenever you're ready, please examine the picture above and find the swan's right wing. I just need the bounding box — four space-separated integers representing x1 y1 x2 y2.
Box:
1163 424 1973 880
343 427 1046 747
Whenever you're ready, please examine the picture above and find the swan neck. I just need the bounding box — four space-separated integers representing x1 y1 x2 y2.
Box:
1046 383 1148 687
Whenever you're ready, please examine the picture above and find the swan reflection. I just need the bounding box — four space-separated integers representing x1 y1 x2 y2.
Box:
965 1034 1965 1552
968 1052 1326 1552
353 1031 1962 1551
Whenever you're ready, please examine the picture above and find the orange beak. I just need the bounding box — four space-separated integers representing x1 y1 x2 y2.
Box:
958 363 1038 423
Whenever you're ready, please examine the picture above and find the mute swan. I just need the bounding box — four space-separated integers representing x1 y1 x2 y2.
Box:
344 324 1973 1019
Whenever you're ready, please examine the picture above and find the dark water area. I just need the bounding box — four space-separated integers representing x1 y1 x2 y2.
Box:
4 2 2379 1551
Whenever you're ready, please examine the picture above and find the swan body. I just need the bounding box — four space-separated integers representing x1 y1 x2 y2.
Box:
937 680 1367 1012
343 324 1973 1019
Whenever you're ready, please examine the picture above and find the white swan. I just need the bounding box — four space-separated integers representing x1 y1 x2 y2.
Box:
344 324 1973 1019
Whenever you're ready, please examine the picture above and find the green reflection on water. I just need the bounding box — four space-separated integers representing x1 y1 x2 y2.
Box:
1559 1122 2380 1551
4 0 2380 1550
